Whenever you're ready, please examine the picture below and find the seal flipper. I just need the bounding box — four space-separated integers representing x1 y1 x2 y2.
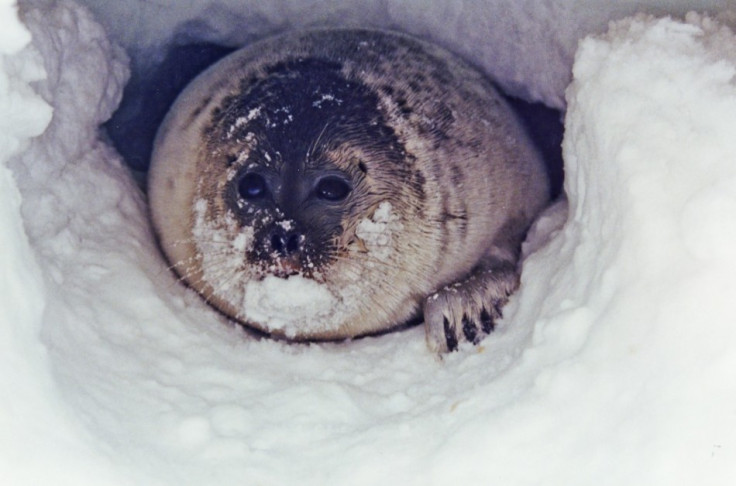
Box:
423 259 519 353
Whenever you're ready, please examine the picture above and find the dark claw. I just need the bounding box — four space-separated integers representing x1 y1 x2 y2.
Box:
443 316 458 352
493 301 505 319
462 314 478 343
480 307 494 334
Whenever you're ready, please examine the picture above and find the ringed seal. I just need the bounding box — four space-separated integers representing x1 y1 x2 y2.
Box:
149 29 549 353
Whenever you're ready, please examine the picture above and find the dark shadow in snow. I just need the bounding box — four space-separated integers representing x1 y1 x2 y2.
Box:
105 43 235 173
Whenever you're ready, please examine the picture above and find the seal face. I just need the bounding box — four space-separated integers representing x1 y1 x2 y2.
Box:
149 29 549 351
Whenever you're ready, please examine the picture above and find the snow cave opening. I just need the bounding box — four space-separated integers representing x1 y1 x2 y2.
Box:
3 1 736 485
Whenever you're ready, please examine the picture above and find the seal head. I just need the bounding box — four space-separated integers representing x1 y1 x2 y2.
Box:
149 29 549 349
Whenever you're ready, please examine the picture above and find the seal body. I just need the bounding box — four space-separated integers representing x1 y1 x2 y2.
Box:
149 29 549 352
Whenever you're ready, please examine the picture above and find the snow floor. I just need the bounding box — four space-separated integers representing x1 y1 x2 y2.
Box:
2 0 736 485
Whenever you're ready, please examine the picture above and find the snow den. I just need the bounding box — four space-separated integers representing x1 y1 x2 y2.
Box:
2 0 736 485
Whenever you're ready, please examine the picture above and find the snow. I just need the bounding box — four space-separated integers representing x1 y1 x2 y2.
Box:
1 0 736 485
355 201 403 259
72 0 731 108
244 274 339 338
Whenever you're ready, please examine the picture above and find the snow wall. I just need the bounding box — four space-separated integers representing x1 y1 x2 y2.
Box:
2 0 736 484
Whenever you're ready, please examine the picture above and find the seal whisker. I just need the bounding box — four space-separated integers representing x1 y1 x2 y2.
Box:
202 268 245 306
325 248 430 279
306 120 331 162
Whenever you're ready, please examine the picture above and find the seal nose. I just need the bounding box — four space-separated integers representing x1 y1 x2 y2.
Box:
270 228 302 256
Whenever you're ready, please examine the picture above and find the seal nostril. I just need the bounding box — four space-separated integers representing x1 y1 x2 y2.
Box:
271 233 285 254
286 234 300 254
270 230 302 256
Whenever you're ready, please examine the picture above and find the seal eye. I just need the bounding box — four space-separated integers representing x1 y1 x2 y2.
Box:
238 173 268 200
315 176 351 202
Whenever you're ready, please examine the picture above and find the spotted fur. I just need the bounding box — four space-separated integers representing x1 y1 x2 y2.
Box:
149 29 549 350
